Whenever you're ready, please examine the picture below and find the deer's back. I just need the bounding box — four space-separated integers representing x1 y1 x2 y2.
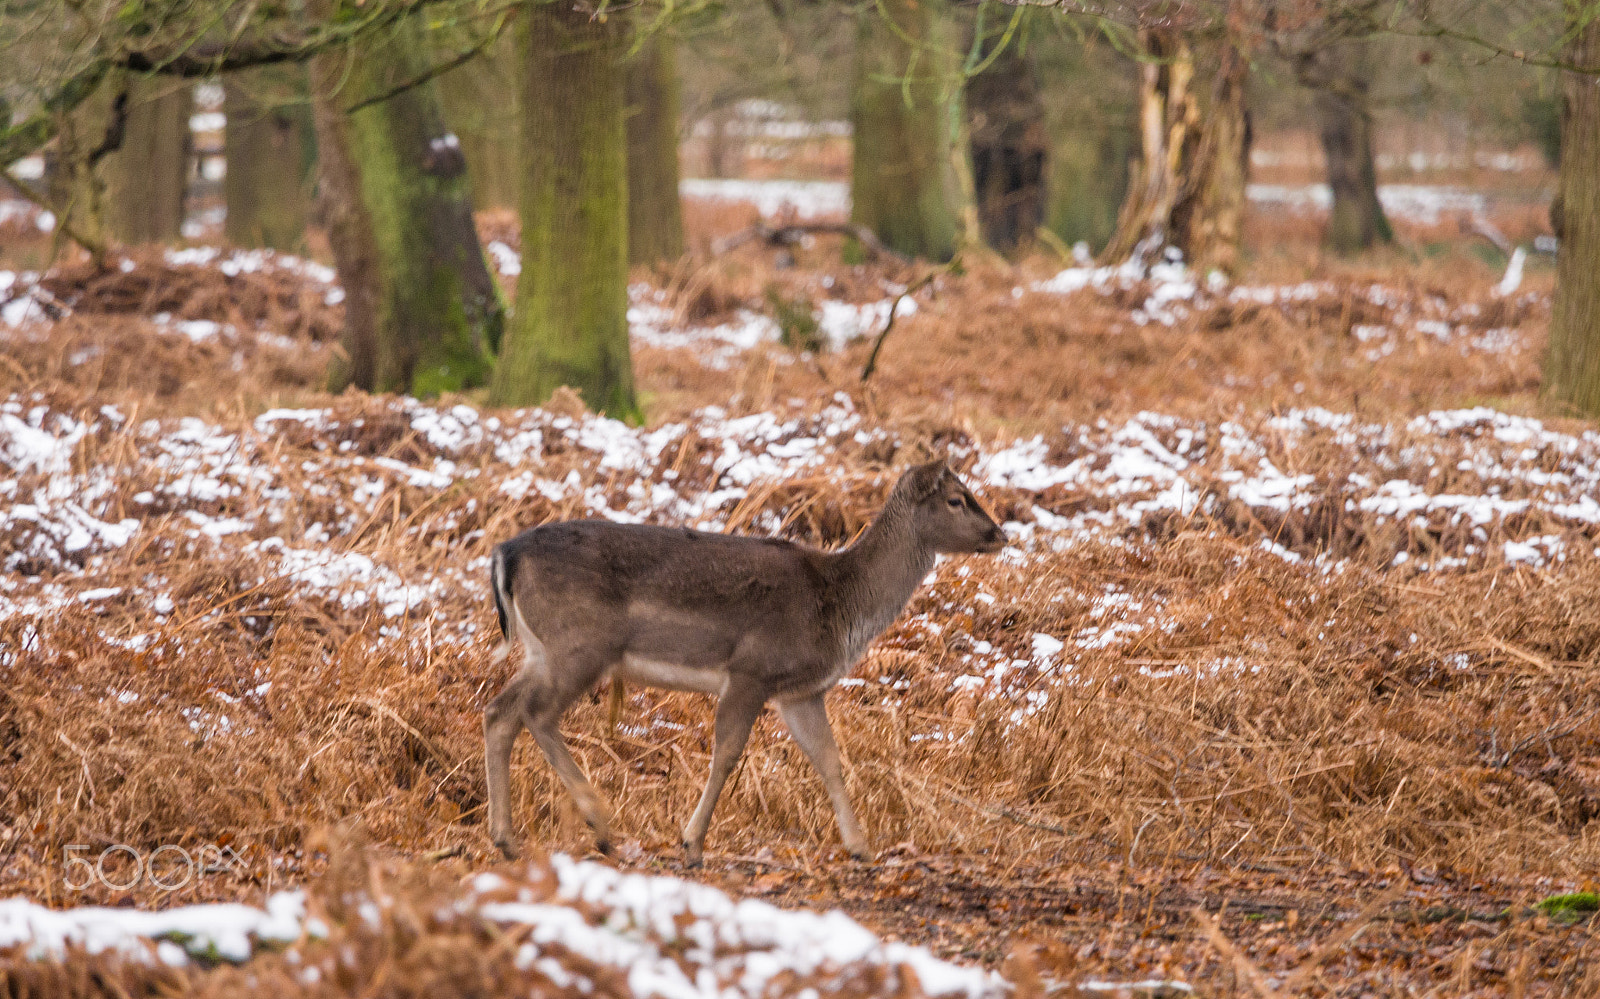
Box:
499 520 837 684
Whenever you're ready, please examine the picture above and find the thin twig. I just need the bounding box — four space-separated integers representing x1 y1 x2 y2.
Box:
2 171 106 258
344 13 511 114
860 261 950 384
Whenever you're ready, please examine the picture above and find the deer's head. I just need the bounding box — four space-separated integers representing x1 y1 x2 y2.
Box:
900 461 1006 555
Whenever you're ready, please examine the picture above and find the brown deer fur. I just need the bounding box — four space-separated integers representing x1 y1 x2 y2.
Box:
483 461 1005 863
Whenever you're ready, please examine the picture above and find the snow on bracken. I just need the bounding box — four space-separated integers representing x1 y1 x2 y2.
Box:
625 284 908 369
1029 242 1531 354
0 857 1006 999
5 390 1600 624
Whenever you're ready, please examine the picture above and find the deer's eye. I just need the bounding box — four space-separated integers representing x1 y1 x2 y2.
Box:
946 496 963 509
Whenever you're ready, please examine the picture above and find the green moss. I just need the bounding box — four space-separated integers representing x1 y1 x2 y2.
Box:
765 285 822 352
331 16 503 399
1536 891 1599 924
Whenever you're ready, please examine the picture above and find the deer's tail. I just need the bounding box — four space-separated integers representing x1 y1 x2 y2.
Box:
489 546 515 665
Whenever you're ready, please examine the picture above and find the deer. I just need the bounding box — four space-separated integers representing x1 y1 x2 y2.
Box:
482 460 1006 865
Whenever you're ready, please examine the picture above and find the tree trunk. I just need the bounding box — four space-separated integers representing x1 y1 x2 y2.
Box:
1297 38 1392 255
967 37 1047 255
1101 28 1251 275
850 0 964 262
101 77 192 245
437 34 521 211
224 67 313 251
48 79 115 256
1047 124 1134 256
310 15 503 397
625 32 685 265
490 3 637 418
1543 14 1600 416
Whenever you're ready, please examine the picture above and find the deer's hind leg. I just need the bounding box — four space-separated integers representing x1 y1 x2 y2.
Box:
519 642 621 855
485 650 547 860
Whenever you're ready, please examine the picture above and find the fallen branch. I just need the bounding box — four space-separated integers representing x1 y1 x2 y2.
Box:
711 221 911 265
1462 211 1513 257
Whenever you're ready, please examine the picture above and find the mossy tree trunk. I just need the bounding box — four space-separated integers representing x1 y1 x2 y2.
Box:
1037 28 1139 255
438 33 521 211
1101 27 1251 275
967 37 1046 255
310 14 503 397
224 67 314 251
1543 12 1600 416
1047 123 1134 256
625 31 685 265
850 0 964 262
490 2 637 418
1296 38 1392 255
101 77 192 245
48 79 115 256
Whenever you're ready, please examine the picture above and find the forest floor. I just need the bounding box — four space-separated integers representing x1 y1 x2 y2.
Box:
1 189 1597 997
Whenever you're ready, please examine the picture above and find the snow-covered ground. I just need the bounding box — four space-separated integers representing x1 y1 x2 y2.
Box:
0 855 1007 999
4 383 1597 684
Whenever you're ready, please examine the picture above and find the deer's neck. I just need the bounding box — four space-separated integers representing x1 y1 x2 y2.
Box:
828 499 935 656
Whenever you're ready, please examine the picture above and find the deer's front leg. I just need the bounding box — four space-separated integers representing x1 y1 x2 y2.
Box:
682 684 764 866
778 693 870 861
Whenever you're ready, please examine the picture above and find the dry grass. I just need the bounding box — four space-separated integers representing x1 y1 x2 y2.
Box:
1 202 1596 996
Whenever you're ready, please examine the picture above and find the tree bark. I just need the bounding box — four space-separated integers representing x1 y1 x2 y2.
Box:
1047 122 1134 255
1297 38 1392 255
490 3 637 418
437 33 521 211
1100 28 1251 275
850 0 964 262
625 32 685 265
1543 13 1600 416
224 67 313 251
967 37 1046 255
101 77 192 245
310 14 503 397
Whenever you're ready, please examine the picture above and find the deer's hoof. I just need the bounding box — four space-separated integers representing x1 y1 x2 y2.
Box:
681 841 703 868
493 838 520 861
595 838 614 857
847 845 873 863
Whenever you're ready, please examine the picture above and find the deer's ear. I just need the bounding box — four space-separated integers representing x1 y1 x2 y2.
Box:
903 460 947 501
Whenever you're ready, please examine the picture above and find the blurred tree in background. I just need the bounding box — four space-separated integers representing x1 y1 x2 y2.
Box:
1270 2 1395 255
101 77 193 246
225 67 315 252
1099 8 1252 274
490 0 635 418
626 30 685 266
310 10 502 397
1545 3 1600 416
851 0 967 261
